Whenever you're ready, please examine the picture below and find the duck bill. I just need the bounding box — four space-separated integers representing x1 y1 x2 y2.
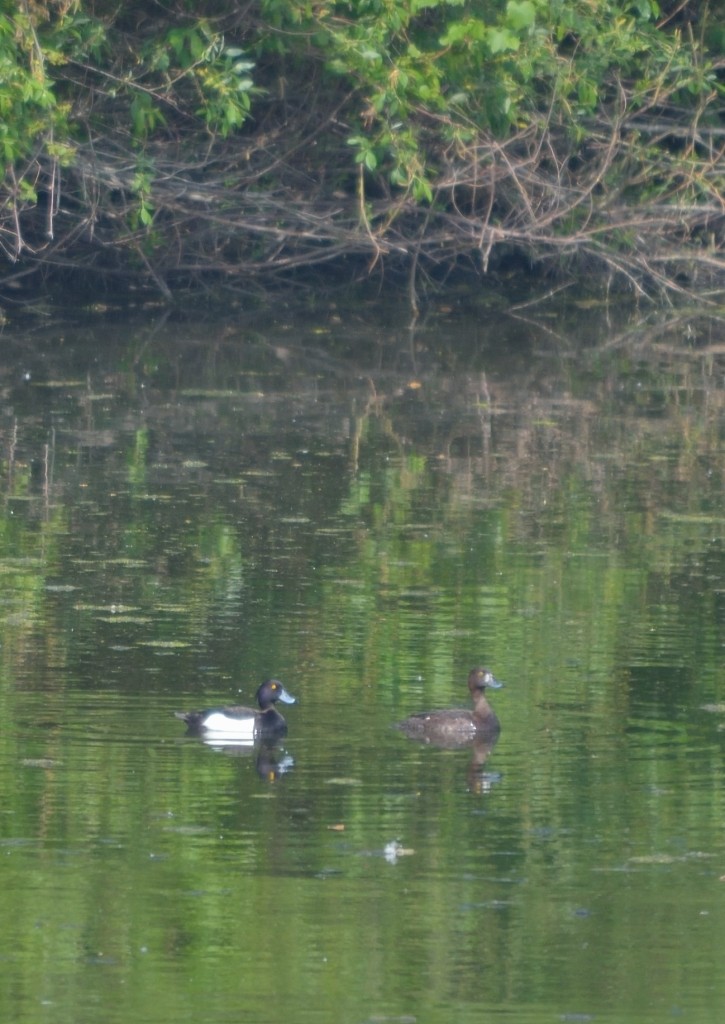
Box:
486 677 503 689
277 687 297 704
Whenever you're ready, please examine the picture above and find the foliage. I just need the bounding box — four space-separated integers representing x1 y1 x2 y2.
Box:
0 0 724 301
0 0 259 260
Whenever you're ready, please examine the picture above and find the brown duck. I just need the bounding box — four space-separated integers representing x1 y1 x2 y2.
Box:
395 667 502 746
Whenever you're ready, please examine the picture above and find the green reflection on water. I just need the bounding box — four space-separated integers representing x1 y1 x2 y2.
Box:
0 308 724 1024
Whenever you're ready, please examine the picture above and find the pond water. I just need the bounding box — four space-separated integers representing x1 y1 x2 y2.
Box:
0 297 724 1024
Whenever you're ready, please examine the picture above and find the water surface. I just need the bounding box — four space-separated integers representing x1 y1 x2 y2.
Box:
0 300 724 1024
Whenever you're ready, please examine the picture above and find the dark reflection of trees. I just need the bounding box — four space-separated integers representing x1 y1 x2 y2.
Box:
0 310 722 702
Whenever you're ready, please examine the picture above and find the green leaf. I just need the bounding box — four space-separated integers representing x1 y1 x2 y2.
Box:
487 28 520 54
506 1 537 31
188 31 205 61
440 19 488 46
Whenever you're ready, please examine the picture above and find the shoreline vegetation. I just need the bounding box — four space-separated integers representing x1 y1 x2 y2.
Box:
2 0 724 310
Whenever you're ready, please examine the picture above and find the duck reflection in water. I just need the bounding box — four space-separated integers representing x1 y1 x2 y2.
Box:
395 667 503 792
198 736 295 781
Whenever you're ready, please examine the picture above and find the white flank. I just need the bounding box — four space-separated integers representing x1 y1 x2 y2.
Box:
201 712 256 739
